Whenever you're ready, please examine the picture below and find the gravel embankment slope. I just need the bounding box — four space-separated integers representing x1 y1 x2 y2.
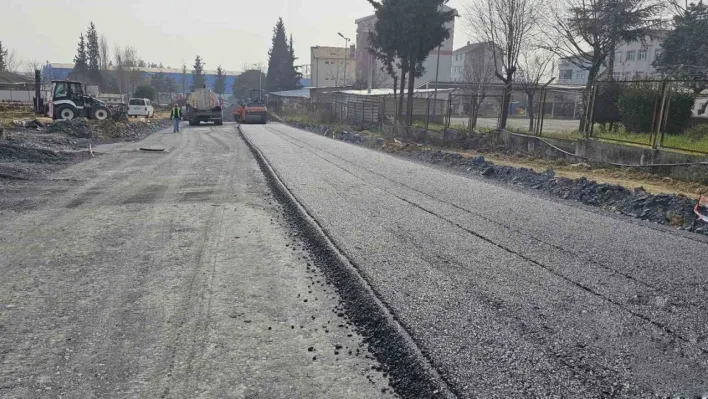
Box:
242 122 708 398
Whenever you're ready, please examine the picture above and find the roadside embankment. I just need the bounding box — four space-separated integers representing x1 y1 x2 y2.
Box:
281 119 708 236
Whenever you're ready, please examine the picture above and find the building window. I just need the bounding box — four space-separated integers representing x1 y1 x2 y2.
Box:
559 70 572 80
655 49 661 61
626 51 636 61
574 70 585 80
615 51 623 61
638 50 647 60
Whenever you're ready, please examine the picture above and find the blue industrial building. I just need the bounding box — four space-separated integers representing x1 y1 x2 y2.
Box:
42 63 239 92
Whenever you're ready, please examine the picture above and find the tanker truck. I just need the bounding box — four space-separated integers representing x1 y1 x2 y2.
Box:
185 88 223 126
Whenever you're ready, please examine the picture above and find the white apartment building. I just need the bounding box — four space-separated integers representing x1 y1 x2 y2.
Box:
557 34 667 85
310 46 357 88
451 41 498 82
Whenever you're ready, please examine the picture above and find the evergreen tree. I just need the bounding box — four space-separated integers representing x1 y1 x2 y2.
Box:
71 33 89 81
367 0 455 125
289 35 303 86
192 55 205 90
266 18 301 92
656 1 708 96
181 63 187 94
0 41 6 71
151 72 177 93
86 22 103 87
86 22 100 72
214 65 226 94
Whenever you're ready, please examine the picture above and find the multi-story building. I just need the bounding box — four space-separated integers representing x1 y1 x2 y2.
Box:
557 34 667 85
451 41 499 83
354 6 456 88
310 46 357 88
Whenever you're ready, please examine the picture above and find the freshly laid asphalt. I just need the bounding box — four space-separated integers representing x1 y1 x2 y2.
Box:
242 122 708 398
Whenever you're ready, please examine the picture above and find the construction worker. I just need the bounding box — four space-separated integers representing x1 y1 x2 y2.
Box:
170 103 182 133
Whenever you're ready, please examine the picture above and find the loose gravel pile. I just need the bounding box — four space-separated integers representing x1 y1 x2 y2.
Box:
45 118 171 140
287 121 706 235
1 118 171 179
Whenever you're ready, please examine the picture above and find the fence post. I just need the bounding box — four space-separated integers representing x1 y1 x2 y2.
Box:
653 79 670 149
538 90 547 137
361 101 365 130
425 98 430 130
584 82 599 139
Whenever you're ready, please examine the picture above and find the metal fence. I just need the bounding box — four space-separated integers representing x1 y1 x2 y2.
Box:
582 78 708 154
274 79 708 154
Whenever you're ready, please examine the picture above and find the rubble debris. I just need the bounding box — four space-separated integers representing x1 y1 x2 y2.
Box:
1 118 171 180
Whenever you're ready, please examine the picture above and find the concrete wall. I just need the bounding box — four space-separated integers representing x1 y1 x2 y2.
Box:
392 124 708 183
0 90 34 102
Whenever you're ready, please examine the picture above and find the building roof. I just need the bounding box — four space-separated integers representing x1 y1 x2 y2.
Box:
337 88 455 97
311 46 351 60
0 70 33 84
270 88 312 98
43 62 239 76
453 41 494 54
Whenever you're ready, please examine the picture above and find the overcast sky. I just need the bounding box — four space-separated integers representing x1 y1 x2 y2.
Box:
2 0 465 73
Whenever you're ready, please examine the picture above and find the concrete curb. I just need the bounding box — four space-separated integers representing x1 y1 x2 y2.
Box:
238 124 458 399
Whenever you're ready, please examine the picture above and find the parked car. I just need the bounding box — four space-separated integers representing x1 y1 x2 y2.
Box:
128 98 154 118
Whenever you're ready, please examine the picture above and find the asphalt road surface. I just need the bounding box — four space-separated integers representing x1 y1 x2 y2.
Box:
242 122 708 398
0 123 393 398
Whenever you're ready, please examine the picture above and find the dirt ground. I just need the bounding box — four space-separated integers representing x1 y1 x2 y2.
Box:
467 152 708 198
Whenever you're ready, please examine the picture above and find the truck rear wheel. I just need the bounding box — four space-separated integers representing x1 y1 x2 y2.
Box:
56 104 78 121
215 119 223 126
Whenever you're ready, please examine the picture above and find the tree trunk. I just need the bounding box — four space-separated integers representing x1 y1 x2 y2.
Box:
392 75 398 121
406 62 416 126
468 96 476 130
579 56 604 132
527 92 535 132
499 73 513 129
398 69 407 122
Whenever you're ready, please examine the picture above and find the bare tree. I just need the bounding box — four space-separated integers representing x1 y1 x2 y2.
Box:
114 45 143 96
466 0 545 129
5 47 22 73
461 44 497 130
99 35 109 70
545 0 664 85
22 60 41 75
516 50 555 131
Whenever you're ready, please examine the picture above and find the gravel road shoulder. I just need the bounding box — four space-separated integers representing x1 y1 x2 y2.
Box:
0 124 393 398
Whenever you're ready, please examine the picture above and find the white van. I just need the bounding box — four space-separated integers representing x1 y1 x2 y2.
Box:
128 98 154 118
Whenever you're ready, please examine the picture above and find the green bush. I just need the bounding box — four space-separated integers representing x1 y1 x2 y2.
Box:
665 92 695 133
592 82 623 126
617 82 694 134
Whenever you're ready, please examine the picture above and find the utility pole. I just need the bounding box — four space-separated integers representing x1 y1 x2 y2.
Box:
338 32 350 88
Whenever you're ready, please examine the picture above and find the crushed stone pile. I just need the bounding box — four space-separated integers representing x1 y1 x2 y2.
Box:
44 118 171 140
288 121 707 236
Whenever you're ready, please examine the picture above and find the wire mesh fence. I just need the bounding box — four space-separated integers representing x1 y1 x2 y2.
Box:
582 78 708 154
271 79 708 154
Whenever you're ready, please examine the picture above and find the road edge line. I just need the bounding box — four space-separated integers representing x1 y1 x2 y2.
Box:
238 125 458 399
